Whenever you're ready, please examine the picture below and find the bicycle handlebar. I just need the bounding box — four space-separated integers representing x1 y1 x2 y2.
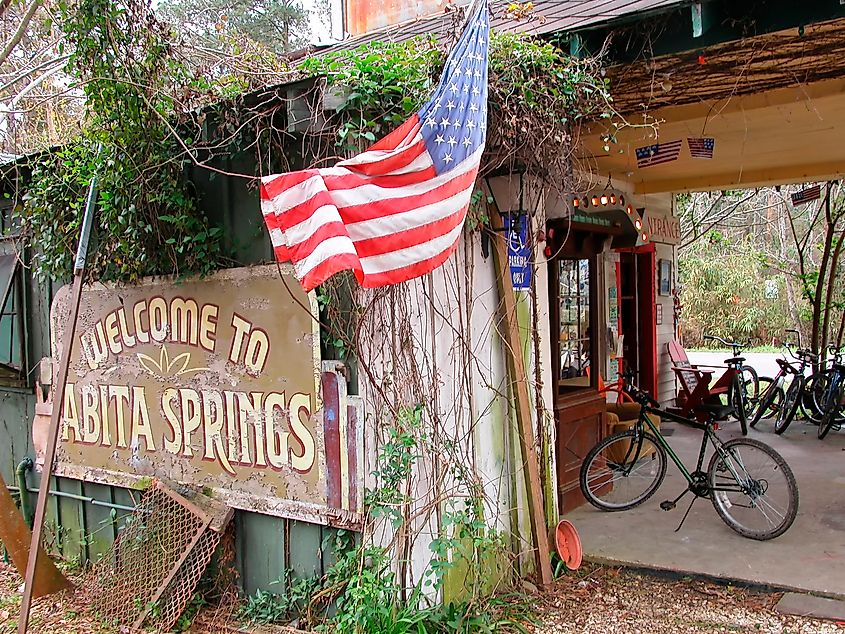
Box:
622 381 660 408
703 334 746 351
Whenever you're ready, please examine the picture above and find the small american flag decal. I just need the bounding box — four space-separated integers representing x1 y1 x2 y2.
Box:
687 137 715 159
635 140 683 168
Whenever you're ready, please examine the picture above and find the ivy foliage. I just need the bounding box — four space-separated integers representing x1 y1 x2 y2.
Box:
21 0 223 283
301 30 613 177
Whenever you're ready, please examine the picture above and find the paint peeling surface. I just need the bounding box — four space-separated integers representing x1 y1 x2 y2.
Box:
47 265 363 528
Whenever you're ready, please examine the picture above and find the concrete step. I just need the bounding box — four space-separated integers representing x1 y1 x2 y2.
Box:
776 592 845 622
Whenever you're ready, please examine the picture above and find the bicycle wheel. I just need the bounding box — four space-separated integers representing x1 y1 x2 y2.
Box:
801 370 827 423
708 438 798 540
730 374 748 435
749 378 782 428
740 365 759 417
774 376 803 435
806 369 845 426
580 430 667 511
818 379 844 440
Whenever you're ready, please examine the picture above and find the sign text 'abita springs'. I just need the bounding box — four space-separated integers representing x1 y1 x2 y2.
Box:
49 265 362 526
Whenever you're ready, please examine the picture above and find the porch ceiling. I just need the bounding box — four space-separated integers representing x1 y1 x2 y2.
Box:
580 76 845 194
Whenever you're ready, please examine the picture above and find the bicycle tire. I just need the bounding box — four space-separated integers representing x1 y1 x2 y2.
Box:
806 369 845 425
579 430 667 511
708 438 798 540
730 374 748 435
740 365 759 417
774 376 803 435
801 370 827 423
749 377 781 428
818 379 843 440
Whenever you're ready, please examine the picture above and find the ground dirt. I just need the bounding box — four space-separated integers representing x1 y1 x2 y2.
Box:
1 561 843 633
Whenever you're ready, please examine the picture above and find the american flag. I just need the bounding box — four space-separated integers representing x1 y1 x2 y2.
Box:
260 1 489 291
791 184 822 206
635 140 683 168
687 137 715 159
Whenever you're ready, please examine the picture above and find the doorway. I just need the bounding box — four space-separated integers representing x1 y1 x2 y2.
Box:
617 247 657 396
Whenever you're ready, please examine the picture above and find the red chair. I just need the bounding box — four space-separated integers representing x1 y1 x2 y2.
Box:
667 341 730 420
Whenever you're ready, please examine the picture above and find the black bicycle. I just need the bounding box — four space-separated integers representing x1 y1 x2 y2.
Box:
702 334 759 424
580 381 799 541
816 353 845 439
749 340 816 434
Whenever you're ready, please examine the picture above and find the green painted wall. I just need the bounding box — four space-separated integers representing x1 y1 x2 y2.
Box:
0 139 341 594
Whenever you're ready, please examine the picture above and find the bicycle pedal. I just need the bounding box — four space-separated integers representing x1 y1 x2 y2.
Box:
660 500 676 511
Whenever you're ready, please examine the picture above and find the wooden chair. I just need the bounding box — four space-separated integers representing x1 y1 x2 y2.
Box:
667 340 729 419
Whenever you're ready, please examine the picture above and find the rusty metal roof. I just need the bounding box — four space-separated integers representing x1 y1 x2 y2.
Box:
327 0 694 51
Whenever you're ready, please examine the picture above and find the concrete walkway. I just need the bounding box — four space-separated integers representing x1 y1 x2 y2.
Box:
567 417 845 598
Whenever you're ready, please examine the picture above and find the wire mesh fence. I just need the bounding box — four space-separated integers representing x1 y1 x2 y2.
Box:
90 479 232 632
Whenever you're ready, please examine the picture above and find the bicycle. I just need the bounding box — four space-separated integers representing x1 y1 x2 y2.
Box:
801 345 845 427
816 352 845 439
579 380 799 541
702 334 759 428
749 339 816 434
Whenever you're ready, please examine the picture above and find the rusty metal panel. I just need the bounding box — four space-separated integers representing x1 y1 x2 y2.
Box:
345 0 445 36
46 264 364 530
334 0 691 49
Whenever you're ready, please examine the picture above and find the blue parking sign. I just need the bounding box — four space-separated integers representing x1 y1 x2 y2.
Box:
504 213 532 291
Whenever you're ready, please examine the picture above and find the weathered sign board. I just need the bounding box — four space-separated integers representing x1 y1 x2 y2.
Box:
48 265 363 528
645 210 681 245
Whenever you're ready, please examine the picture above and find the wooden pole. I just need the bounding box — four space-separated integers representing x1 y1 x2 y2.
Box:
488 205 553 587
18 164 100 634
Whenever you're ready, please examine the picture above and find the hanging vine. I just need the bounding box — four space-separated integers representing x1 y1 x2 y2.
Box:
21 0 226 283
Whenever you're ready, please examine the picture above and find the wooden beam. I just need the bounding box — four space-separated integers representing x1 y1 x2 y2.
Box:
633 160 845 194
487 204 553 587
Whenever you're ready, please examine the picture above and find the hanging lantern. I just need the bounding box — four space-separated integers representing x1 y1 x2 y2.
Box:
572 197 580 208
609 194 617 205
626 205 634 215
600 195 609 205
642 232 649 242
635 218 642 230
591 196 600 206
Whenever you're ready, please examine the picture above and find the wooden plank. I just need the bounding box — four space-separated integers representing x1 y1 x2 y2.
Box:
287 521 322 581
54 478 86 564
81 482 115 564
488 206 553 587
237 511 286 595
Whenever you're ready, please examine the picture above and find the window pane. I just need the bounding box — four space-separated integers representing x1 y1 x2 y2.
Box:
559 259 591 385
0 253 20 370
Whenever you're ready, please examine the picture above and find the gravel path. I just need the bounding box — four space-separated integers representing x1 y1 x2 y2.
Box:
532 564 845 634
2 561 844 633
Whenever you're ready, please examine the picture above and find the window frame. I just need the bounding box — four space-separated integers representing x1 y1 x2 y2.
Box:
0 235 27 388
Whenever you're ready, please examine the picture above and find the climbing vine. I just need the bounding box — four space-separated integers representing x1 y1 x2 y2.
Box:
21 0 225 282
301 29 615 185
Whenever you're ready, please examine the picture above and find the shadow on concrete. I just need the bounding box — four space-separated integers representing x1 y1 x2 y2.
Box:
567 417 845 598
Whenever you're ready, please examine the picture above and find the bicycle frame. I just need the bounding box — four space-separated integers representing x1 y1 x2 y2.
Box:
624 405 748 495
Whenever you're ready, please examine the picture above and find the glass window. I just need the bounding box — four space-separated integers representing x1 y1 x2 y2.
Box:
0 251 24 385
557 258 595 390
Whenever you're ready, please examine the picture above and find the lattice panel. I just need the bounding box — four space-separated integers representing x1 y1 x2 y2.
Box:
91 480 231 632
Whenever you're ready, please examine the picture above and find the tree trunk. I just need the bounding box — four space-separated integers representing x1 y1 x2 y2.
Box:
811 190 834 355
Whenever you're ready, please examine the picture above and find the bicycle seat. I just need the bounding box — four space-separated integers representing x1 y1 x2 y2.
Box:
724 356 745 365
776 358 792 370
696 402 734 421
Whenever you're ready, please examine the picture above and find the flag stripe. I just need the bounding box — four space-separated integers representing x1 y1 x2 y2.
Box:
360 221 466 283
266 148 478 231
352 205 467 259
301 252 364 291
